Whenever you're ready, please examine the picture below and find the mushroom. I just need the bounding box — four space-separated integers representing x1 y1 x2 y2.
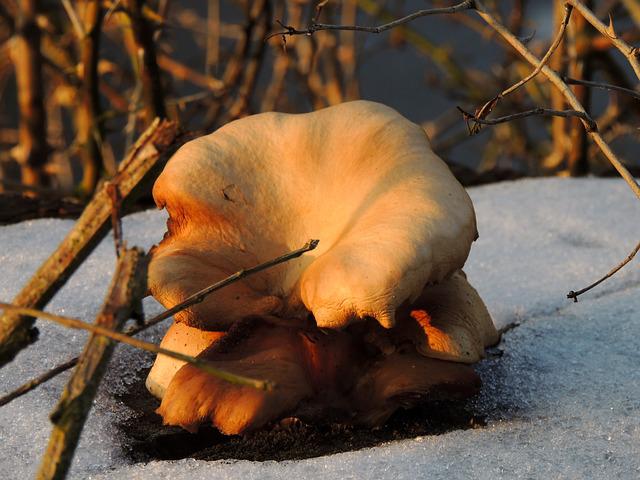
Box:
146 100 499 434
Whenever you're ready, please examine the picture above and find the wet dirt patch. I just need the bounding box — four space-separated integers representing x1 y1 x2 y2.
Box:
116 370 487 463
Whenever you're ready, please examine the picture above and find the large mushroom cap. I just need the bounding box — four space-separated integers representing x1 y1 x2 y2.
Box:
149 100 477 331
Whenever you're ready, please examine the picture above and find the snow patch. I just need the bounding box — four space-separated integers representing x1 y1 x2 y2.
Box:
0 178 639 479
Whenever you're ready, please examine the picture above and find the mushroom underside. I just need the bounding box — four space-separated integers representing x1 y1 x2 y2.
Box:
152 270 498 435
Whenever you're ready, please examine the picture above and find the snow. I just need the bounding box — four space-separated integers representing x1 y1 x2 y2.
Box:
1 177 639 479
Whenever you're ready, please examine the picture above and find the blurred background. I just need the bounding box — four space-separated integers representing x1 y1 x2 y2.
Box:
0 0 638 220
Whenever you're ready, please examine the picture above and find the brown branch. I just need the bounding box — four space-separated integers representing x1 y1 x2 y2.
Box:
566 0 593 176
12 0 49 187
544 0 571 173
35 247 147 480
457 106 597 132
106 182 123 257
0 303 272 392
76 0 105 197
566 0 640 81
567 240 640 302
266 0 475 40
205 0 265 128
563 76 640 100
124 0 166 123
223 0 270 122
157 53 224 93
0 119 181 368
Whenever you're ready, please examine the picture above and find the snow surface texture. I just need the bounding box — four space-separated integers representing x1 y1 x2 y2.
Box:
0 178 639 479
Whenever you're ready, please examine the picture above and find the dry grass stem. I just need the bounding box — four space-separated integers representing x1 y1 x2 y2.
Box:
0 302 272 392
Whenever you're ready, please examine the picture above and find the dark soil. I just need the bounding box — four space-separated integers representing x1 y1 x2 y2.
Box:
116 370 487 463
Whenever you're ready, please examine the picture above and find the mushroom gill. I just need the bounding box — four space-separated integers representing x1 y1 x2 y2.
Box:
146 100 499 434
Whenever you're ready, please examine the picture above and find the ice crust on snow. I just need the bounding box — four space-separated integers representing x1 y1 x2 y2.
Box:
0 178 639 479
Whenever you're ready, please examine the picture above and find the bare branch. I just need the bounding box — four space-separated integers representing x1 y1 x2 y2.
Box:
457 106 598 132
563 76 640 100
124 0 166 123
106 182 123 257
501 4 573 98
142 239 320 331
0 357 78 407
12 0 49 187
76 0 105 196
265 0 475 40
567 239 640 302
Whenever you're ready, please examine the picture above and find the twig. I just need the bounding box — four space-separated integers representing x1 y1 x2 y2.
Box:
470 4 573 134
355 0 485 100
0 357 78 407
35 247 147 480
471 0 640 294
205 0 220 77
563 76 640 100
567 239 640 302
144 239 320 330
457 106 597 132
0 119 180 368
124 0 166 123
106 182 123 257
205 0 265 128
544 0 571 173
0 239 320 406
0 303 272 392
501 5 573 98
265 0 475 40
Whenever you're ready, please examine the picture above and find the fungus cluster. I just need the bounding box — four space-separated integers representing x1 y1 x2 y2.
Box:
146 101 499 435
